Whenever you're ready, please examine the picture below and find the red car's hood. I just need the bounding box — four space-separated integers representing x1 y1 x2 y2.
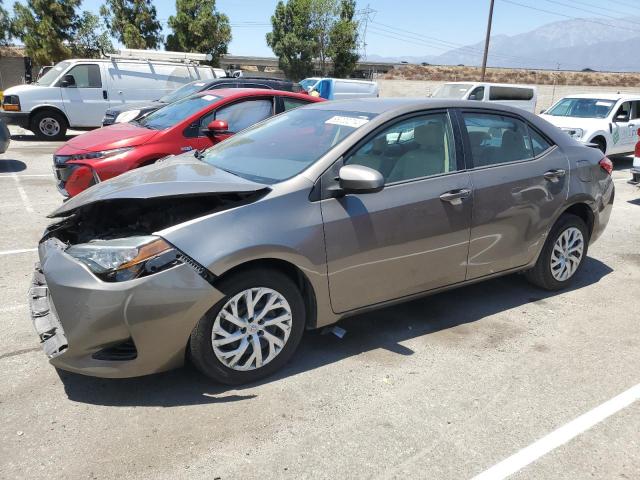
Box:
61 123 160 153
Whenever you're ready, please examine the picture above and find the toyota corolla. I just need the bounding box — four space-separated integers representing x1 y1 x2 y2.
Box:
31 99 614 385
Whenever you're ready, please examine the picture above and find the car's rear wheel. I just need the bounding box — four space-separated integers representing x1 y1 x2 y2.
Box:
526 213 589 290
31 110 67 141
189 268 306 385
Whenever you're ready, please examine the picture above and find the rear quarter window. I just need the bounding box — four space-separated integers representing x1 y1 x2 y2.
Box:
489 86 534 101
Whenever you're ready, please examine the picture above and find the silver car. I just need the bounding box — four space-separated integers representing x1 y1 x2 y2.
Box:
30 99 614 384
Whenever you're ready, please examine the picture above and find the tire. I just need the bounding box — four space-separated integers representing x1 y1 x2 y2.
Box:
592 137 606 154
31 110 68 141
190 268 306 385
525 213 589 291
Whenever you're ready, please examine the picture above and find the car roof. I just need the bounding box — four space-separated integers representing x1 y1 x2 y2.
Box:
442 81 535 89
304 97 530 115
197 88 316 101
559 93 639 100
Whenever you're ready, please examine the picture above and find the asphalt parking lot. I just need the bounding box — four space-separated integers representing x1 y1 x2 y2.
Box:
1 128 639 480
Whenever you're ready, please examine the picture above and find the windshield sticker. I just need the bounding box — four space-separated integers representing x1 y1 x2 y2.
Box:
595 101 613 106
325 115 369 128
195 82 205 86
201 95 217 101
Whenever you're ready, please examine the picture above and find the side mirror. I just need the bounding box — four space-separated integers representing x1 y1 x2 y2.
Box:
202 119 229 139
614 114 629 123
539 109 546 114
60 74 76 88
338 164 384 194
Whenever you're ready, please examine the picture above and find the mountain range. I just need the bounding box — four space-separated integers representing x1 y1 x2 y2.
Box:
368 17 640 72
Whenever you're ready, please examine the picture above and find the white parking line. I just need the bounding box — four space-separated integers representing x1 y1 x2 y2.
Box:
0 248 37 256
11 174 34 213
471 383 640 480
0 174 52 178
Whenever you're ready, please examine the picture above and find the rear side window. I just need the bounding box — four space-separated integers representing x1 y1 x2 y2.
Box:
282 97 311 111
64 64 102 88
529 128 553 156
463 113 533 167
346 112 457 183
489 86 534 101
215 98 274 133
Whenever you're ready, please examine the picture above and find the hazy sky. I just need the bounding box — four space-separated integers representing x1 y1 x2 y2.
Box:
10 0 639 58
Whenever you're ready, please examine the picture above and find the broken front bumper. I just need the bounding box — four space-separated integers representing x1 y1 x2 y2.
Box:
30 238 224 378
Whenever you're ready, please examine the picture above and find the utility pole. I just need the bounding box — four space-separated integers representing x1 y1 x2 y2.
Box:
481 0 495 81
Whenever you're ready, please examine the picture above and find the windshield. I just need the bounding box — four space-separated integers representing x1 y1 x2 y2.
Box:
432 83 474 99
546 98 616 119
139 93 220 130
202 108 377 184
35 61 70 86
159 81 209 104
299 78 319 91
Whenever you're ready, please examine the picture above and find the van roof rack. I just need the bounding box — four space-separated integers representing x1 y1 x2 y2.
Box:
106 49 212 65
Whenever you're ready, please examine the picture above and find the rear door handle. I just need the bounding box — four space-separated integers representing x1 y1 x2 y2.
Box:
543 169 566 181
440 188 471 205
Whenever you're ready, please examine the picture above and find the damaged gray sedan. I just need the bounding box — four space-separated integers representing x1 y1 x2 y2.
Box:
30 99 614 384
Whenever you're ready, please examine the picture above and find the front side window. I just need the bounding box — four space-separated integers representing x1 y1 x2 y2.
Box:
614 102 631 121
346 112 457 183
215 98 274 133
202 109 376 184
468 86 485 101
63 64 102 88
463 113 533 167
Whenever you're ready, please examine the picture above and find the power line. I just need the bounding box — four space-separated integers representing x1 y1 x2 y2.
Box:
540 0 640 28
560 0 639 17
500 0 640 34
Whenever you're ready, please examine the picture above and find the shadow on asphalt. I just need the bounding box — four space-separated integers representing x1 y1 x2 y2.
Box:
628 197 640 206
9 134 76 142
59 256 613 407
611 155 633 171
0 159 27 173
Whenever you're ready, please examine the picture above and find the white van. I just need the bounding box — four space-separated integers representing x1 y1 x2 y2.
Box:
0 52 217 139
300 77 379 100
431 82 537 113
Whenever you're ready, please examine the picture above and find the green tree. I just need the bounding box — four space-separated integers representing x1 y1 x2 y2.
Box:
70 11 115 58
328 0 359 77
100 0 162 49
165 0 231 66
310 0 338 76
266 0 316 80
0 0 11 46
12 0 81 64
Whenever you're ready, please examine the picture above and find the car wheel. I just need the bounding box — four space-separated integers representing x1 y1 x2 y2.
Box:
189 268 306 385
31 110 68 141
525 214 589 291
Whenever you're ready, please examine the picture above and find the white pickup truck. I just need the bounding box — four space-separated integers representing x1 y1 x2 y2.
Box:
540 93 640 155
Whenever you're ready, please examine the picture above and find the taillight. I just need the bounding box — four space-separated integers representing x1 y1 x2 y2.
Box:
599 157 613 175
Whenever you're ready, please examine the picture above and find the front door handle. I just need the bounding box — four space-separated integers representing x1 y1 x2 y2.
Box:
440 188 471 205
102 90 108 100
543 169 566 181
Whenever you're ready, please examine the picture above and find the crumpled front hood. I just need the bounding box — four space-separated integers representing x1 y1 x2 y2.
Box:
49 156 268 217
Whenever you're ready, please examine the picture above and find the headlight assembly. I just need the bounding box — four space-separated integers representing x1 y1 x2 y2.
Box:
66 236 182 282
115 110 141 123
62 147 133 162
562 128 584 139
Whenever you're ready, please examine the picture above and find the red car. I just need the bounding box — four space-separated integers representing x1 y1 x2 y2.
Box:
53 89 322 197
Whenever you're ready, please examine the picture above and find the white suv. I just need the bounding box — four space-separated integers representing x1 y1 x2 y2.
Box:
540 93 640 155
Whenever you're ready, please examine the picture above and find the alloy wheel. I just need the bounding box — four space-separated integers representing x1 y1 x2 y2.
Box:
211 287 292 371
550 227 584 281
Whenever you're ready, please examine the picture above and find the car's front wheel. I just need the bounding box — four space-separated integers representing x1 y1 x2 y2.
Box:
190 268 306 385
31 110 68 141
526 213 589 290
